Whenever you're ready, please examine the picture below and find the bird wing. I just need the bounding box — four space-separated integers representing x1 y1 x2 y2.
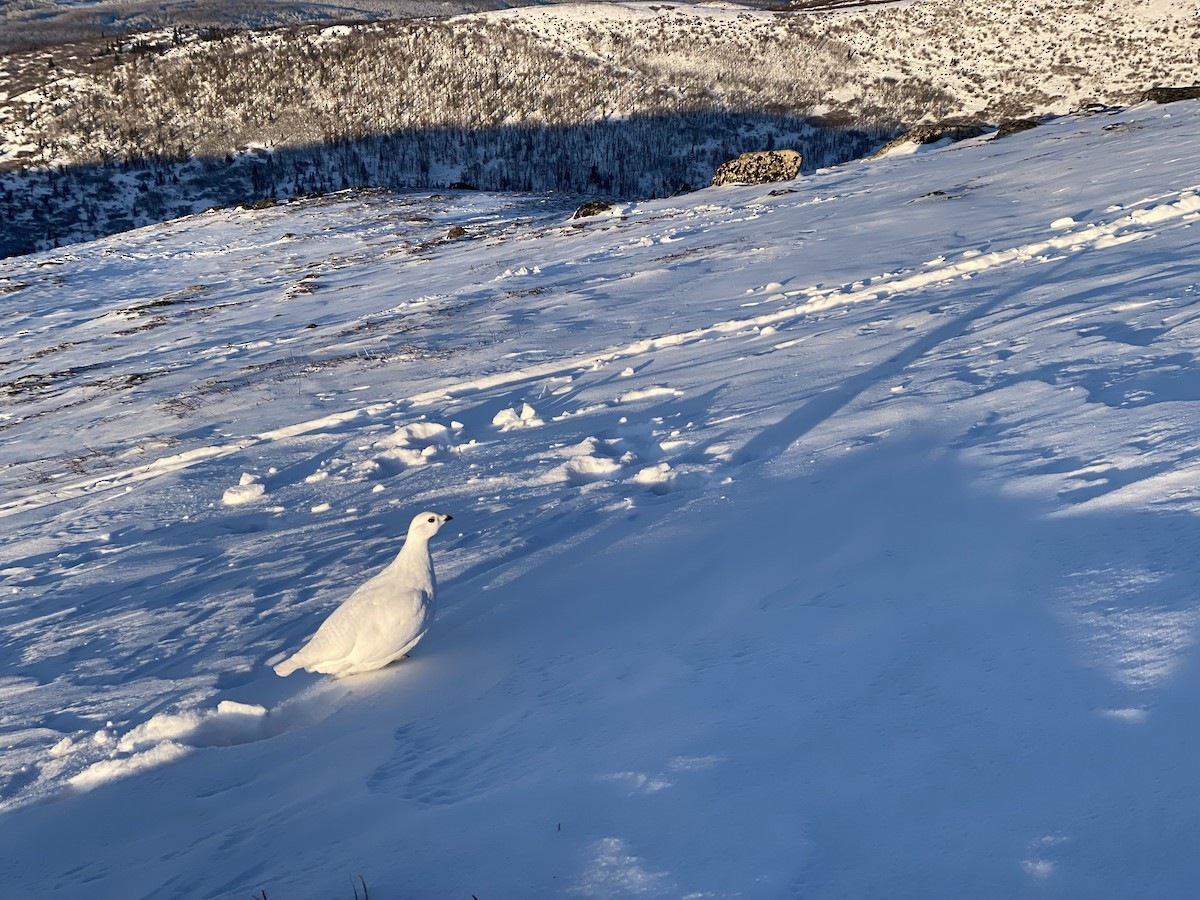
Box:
286 571 433 675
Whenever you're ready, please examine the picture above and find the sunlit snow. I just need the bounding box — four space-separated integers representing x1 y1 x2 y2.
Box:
2 100 1200 897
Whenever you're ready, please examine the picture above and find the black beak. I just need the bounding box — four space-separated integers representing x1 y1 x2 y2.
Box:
444 514 453 522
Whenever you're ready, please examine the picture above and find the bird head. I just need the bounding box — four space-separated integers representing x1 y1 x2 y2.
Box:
408 511 453 540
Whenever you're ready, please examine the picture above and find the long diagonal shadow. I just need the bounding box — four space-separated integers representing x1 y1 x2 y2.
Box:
733 287 1015 466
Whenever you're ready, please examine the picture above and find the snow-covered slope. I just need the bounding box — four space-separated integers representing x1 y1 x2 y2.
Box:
3 99 1200 897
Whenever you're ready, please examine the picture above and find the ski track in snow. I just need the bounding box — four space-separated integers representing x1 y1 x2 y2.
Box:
3 102 1200 897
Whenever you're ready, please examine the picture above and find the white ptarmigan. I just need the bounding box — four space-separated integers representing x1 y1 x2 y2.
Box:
274 511 453 677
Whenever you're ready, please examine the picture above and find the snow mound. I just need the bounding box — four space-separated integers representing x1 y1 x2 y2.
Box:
367 420 459 472
493 403 545 431
221 473 266 506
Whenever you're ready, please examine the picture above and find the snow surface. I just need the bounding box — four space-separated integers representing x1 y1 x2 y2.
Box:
3 101 1200 896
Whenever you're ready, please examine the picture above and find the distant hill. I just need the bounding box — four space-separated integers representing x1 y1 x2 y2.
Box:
0 0 508 53
0 0 1197 256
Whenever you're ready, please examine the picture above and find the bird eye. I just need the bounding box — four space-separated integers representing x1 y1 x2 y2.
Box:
427 516 435 523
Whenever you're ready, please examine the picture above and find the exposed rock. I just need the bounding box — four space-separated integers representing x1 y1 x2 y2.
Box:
994 118 1040 139
870 122 987 159
1076 102 1121 115
572 200 613 219
1144 86 1200 104
448 181 478 190
446 225 467 239
710 150 802 187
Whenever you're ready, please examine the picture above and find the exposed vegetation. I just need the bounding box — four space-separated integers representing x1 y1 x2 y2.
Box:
1 0 1198 257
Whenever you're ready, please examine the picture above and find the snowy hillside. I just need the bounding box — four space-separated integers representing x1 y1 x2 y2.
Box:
3 0 1199 257
3 98 1200 896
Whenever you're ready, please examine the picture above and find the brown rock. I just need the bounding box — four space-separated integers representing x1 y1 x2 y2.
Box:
710 150 802 187
1144 86 1200 103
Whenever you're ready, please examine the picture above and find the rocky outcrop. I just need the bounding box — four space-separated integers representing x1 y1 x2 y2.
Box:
870 122 986 159
572 200 613 220
1144 86 1200 103
710 150 802 187
994 118 1040 139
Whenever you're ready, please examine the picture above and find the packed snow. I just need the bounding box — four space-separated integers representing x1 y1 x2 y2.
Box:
2 99 1200 896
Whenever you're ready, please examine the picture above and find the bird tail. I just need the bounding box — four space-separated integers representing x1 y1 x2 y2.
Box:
273 656 300 677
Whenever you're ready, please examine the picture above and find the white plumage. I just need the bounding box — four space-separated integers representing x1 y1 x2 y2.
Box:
274 511 453 678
